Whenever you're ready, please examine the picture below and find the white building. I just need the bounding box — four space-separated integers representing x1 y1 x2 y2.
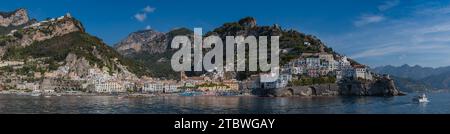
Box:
336 65 373 81
142 81 180 93
94 81 125 93
353 66 373 80
164 83 180 93
142 82 163 93
290 66 303 75
319 53 334 62
261 74 292 89
338 56 351 69
306 57 320 69
16 83 39 91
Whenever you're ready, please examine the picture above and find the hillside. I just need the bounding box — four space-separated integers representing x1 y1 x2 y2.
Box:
2 32 149 77
390 76 431 92
115 17 355 80
0 8 34 35
422 71 450 90
0 9 149 89
114 28 193 79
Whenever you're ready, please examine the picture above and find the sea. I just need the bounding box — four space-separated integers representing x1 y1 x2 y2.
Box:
0 92 449 114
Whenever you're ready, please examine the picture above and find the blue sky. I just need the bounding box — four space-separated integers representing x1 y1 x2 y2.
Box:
1 0 450 68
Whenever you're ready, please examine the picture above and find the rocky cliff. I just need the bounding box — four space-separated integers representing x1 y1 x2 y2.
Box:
15 13 84 47
114 28 193 56
1 13 84 57
114 28 193 79
0 8 29 27
269 75 404 97
115 29 167 56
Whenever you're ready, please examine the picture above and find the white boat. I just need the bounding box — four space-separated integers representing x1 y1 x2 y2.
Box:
30 91 41 97
413 93 429 103
30 93 41 97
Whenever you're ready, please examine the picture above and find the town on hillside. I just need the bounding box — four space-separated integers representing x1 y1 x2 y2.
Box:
0 9 383 97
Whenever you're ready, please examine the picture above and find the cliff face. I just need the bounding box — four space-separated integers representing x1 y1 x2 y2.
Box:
114 29 167 56
0 13 84 57
16 14 84 47
58 53 137 81
113 28 193 79
269 76 403 97
338 76 402 96
0 9 29 27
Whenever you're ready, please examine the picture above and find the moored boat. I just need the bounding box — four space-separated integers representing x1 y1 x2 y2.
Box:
413 93 429 103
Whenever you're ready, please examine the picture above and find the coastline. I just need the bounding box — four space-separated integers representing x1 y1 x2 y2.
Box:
0 90 255 97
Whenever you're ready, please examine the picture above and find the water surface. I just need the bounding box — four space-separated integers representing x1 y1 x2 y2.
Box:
0 93 448 114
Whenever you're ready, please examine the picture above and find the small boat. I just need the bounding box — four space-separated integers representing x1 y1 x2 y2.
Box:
203 91 216 96
413 93 429 103
44 95 51 98
30 90 41 97
179 91 203 96
30 93 41 97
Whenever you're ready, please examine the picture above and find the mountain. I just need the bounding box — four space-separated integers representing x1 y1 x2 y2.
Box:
374 64 450 91
114 28 193 79
0 8 29 27
0 9 149 88
389 75 431 92
0 8 36 35
422 71 450 89
115 17 352 80
115 29 167 56
373 64 450 80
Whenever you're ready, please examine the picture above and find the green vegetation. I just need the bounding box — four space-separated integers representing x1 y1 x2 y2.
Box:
202 18 333 80
166 28 193 38
126 17 338 80
3 32 150 77
197 82 229 88
0 66 13 73
290 76 337 86
131 51 179 79
0 19 35 35
0 35 14 46
128 28 194 80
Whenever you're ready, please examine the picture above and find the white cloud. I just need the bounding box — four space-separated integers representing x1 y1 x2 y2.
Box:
134 13 147 22
353 15 385 27
324 2 450 67
351 45 450 59
353 0 399 27
415 5 450 15
145 25 152 30
143 6 156 13
378 0 400 11
134 5 156 22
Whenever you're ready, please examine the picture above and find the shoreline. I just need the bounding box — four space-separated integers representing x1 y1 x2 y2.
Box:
0 90 254 97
